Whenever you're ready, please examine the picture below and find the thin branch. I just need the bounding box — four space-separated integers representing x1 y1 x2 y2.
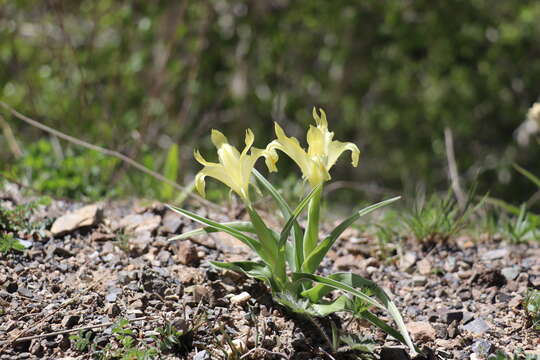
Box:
444 127 466 208
0 114 22 158
0 101 220 210
1 316 152 345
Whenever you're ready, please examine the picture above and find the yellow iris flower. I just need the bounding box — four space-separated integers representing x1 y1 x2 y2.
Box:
265 108 360 186
194 129 272 202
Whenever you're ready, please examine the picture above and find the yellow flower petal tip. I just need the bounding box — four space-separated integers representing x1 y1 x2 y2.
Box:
266 108 360 186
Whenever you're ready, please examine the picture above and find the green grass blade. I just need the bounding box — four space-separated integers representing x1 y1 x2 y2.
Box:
168 221 255 241
279 183 322 247
302 186 322 260
166 205 262 253
303 196 400 273
514 163 540 189
253 168 304 271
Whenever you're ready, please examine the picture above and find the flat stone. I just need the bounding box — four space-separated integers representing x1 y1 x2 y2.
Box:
193 350 210 360
174 241 199 266
400 252 417 272
471 339 491 356
412 275 427 287
501 266 520 281
407 321 436 342
117 213 161 234
61 315 80 328
481 248 509 261
51 204 102 236
230 292 251 306
161 211 183 234
417 258 432 275
463 318 490 335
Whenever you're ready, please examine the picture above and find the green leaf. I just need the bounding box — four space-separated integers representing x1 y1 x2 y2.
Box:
279 183 322 247
303 196 400 273
302 185 322 260
514 163 540 189
253 169 304 271
311 295 351 317
210 261 278 289
296 272 416 355
166 205 262 254
168 221 256 241
160 144 179 200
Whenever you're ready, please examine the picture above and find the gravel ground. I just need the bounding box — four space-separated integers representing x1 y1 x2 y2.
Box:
0 184 539 359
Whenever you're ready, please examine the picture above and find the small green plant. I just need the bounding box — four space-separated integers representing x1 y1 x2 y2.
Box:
525 289 540 331
0 197 51 235
70 319 159 360
0 233 26 254
489 349 540 360
503 205 539 243
169 108 416 355
403 189 480 242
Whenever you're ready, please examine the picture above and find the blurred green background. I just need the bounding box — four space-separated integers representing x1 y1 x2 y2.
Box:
1 0 540 205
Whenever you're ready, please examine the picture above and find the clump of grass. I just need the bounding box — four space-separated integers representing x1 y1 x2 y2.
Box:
525 289 540 331
0 196 52 236
403 188 481 243
503 205 539 243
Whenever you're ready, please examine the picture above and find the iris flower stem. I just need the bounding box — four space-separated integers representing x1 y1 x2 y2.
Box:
302 185 322 262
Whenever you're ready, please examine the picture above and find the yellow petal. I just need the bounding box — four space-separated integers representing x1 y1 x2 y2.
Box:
271 123 312 176
306 125 326 158
241 129 255 157
194 149 215 166
195 165 240 199
312 107 328 128
211 129 229 148
327 140 360 170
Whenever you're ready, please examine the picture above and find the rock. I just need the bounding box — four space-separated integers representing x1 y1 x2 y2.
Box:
117 213 161 234
61 315 80 328
174 241 199 266
481 248 508 261
161 211 183 234
106 303 120 316
130 231 153 254
447 320 459 339
333 254 359 270
400 252 417 272
18 287 33 298
380 347 410 360
412 275 427 287
417 259 432 275
444 311 463 324
51 204 102 236
105 288 122 302
193 350 210 360
407 321 436 342
29 340 43 357
477 269 506 287
508 295 523 309
443 257 457 272
463 318 490 335
501 266 520 281
471 339 492 356
230 292 251 306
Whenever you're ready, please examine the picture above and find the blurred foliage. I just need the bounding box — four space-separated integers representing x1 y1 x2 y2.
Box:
1 0 540 204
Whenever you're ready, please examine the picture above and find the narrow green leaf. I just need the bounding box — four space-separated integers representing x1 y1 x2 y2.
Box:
168 221 255 241
246 207 282 275
302 186 322 260
160 144 179 200
166 205 261 253
514 163 540 189
303 196 400 273
253 168 304 271
297 272 415 354
279 183 322 247
311 295 351 317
